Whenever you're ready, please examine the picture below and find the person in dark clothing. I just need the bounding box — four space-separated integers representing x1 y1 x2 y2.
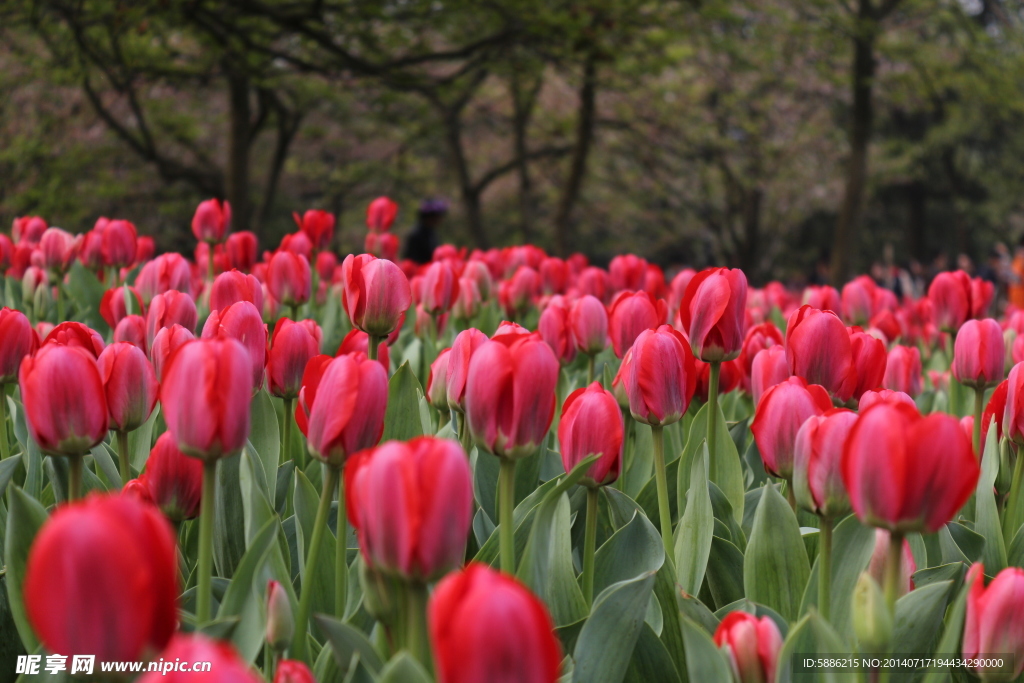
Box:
403 198 448 264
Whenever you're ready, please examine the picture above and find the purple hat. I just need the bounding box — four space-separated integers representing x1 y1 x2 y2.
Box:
419 198 449 215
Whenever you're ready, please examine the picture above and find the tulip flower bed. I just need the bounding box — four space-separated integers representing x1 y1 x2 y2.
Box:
1 202 1023 683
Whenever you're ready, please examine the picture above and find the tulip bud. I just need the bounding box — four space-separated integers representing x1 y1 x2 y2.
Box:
611 348 633 410
928 271 972 333
366 196 399 232
963 563 1024 681
609 254 647 292
427 348 452 410
678 267 748 362
345 437 472 580
422 260 460 314
882 345 923 397
140 432 203 521
24 494 177 663
202 301 268 391
446 328 490 414
842 275 878 326
192 198 231 243
101 219 138 268
137 634 264 683
306 353 387 466
135 253 192 304
135 236 155 264
44 321 105 357
100 286 145 328
267 318 322 400
0 307 38 383
292 209 335 251
274 660 316 683
340 254 412 337
429 563 561 683
266 580 294 653
738 322 784 390
538 297 576 364
608 290 663 358
150 323 195 381
953 319 1005 390
146 290 198 351
852 572 892 652
97 342 159 433
225 231 258 272
540 257 569 295
210 270 264 313
39 227 79 274
577 266 611 304
569 295 608 356
627 325 697 427
559 382 623 487
786 306 856 402
266 251 312 307
750 346 790 406
858 389 915 412
848 328 887 400
161 338 253 461
713 611 783 683
793 409 856 518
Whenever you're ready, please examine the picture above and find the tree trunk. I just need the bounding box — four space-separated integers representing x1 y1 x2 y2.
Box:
442 111 488 248
255 102 303 235
553 53 598 256
226 69 252 232
511 69 541 243
831 7 876 284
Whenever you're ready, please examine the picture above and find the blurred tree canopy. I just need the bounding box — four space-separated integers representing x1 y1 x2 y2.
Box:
2 0 1024 283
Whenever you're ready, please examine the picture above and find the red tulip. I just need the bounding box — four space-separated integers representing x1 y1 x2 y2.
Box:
295 354 332 436
539 257 569 295
136 253 192 304
1002 363 1024 445
306 353 388 466
429 563 561 683
97 342 159 433
366 196 399 231
869 309 902 344
452 276 481 320
43 321 104 358
150 324 195 382
340 254 412 337
446 328 489 413
678 267 748 362
848 328 887 400
365 232 400 261
202 301 268 391
559 382 623 486
963 563 1024 681
803 285 842 314
337 329 390 372
500 265 540 319
750 346 790 406
972 277 995 319
266 580 294 651
738 322 785 390
142 432 203 521
274 660 316 683
462 260 494 301
210 270 263 313
569 294 608 356
161 338 253 461
20 344 107 456
315 251 337 283
644 264 667 299
793 408 856 518
842 402 978 533
713 611 783 683
147 290 198 351
0 233 12 269
882 345 922 397
427 348 452 409
667 268 697 318
577 266 612 304
953 319 1004 389
25 493 177 663
984 379 1008 443
0 307 38 382
267 318 322 400
39 227 79 273
928 270 972 332
608 290 664 358
292 209 335 251
135 236 155 263
422 260 461 315
538 296 576 364
866 529 916 598
841 275 878 325
100 286 145 329
751 376 832 480
785 306 856 401
609 254 647 292
626 325 697 427
695 358 742 403
225 231 258 271
101 219 137 268
266 251 312 307
192 198 231 243
465 333 559 459
137 634 263 683
858 389 915 412
12 215 47 244
346 437 472 580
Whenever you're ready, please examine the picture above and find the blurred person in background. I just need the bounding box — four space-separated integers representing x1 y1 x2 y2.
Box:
404 198 449 264
1010 237 1024 309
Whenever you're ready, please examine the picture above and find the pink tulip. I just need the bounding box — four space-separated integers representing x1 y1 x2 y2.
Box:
559 382 623 487
266 251 311 307
848 328 887 400
97 342 159 433
366 196 399 232
963 563 1024 681
210 270 263 313
953 319 1004 389
713 611 783 683
267 318 322 400
928 270 972 332
0 307 38 382
150 324 195 382
882 345 922 397
570 294 609 356
626 325 697 427
678 267 748 362
751 376 832 480
306 353 388 466
793 408 856 518
446 328 490 413
538 297 576 364
340 254 411 337
146 290 198 350
608 290 664 358
785 306 856 401
750 346 790 406
191 198 231 243
422 260 461 314
202 301 268 391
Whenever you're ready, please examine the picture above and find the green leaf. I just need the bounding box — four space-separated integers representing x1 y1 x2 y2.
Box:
654 563 687 676
1008 524 1024 569
975 424 1006 572
678 402 744 524
378 653 432 683
66 262 107 333
129 405 160 471
744 484 811 622
593 510 665 596
940 523 984 565
679 616 732 682
380 363 425 442
4 486 48 651
214 453 247 577
706 535 745 610
248 390 281 504
799 515 876 639
90 443 121 489
674 445 714 596
921 578 971 683
294 468 336 621
315 614 384 675
216 517 280 662
572 572 657 683
775 611 849 683
623 623 681 683
517 491 589 627
0 455 21 498
892 581 954 656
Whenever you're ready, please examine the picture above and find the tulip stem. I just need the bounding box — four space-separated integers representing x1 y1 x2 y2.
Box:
196 460 218 626
404 582 432 672
68 453 83 501
651 425 674 562
786 481 797 512
55 280 65 324
335 469 348 619
582 486 599 607
265 645 277 682
706 361 721 464
587 354 595 385
818 517 833 621
116 430 131 486
1004 446 1024 546
293 464 339 663
973 388 985 458
498 457 517 574
884 531 904 615
0 385 9 461
207 249 215 284
367 335 380 361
